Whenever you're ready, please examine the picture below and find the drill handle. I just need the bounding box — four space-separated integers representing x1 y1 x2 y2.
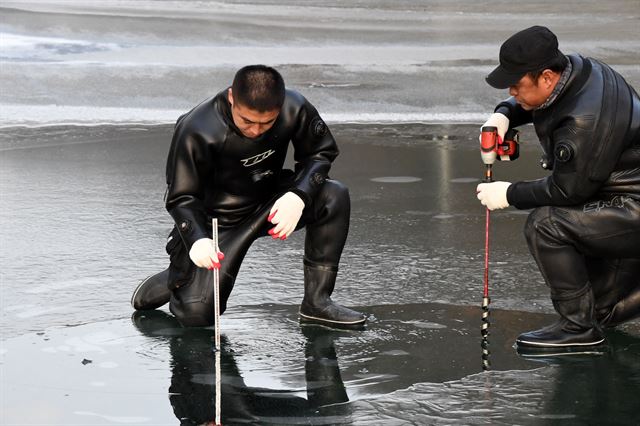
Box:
480 126 499 165
496 128 520 161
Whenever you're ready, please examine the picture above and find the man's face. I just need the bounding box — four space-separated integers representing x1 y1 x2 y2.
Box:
508 72 555 111
228 89 280 139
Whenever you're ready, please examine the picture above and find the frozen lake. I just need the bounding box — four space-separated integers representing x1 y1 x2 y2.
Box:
2 124 639 425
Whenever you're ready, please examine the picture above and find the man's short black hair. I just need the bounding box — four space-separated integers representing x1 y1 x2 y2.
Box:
231 65 285 112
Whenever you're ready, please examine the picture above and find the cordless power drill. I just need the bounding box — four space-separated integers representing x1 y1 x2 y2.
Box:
480 126 519 182
480 126 520 165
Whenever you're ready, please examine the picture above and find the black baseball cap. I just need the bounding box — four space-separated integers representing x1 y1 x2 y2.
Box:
486 26 566 89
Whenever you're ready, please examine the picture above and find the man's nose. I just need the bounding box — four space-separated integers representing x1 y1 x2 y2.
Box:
248 125 261 137
509 86 518 97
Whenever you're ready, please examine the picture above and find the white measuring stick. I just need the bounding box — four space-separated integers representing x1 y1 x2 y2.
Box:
212 218 221 351
215 350 221 425
212 218 222 425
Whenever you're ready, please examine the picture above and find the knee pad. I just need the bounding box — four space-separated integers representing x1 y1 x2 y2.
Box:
169 268 234 327
308 179 350 224
321 180 350 208
524 206 560 247
169 299 215 328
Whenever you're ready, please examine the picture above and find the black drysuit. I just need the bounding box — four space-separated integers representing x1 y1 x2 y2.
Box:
164 89 350 326
496 54 640 325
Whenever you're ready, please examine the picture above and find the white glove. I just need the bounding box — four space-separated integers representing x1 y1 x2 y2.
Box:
476 181 511 211
481 112 509 139
189 238 224 269
268 191 305 240
479 113 510 165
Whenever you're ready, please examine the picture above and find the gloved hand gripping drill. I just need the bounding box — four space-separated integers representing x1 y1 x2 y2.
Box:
476 114 519 210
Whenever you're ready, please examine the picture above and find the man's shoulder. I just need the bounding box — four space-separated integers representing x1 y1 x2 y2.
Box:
175 92 229 139
283 89 309 109
281 89 323 123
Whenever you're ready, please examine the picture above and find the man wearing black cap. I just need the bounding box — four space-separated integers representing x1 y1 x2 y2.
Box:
477 26 640 349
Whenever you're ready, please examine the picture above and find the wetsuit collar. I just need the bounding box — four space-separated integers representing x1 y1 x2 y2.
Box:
536 56 572 111
217 90 244 135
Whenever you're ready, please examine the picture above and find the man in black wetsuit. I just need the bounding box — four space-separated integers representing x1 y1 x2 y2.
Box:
131 65 366 328
476 26 640 349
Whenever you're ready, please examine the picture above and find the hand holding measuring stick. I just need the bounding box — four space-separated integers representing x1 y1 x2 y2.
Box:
188 238 225 269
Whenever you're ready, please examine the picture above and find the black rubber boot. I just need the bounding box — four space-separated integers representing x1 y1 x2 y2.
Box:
131 268 172 310
588 258 640 326
599 285 640 328
517 289 605 349
299 262 366 329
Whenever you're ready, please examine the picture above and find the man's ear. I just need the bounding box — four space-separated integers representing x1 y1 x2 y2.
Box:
540 69 557 89
227 88 234 106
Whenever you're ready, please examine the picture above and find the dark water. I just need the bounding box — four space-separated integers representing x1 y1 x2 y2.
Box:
2 304 639 425
1 124 639 425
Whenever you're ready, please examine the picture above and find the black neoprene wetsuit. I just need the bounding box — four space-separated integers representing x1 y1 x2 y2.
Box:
165 89 338 248
163 89 351 326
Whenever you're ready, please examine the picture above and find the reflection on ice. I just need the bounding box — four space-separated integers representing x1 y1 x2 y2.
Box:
354 332 640 425
370 176 422 183
132 310 352 425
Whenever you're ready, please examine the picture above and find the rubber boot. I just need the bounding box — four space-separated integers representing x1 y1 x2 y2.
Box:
131 268 172 310
299 263 366 329
599 285 640 328
517 289 605 348
589 258 640 325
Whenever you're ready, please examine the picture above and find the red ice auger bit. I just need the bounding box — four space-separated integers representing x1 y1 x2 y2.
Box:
479 126 519 371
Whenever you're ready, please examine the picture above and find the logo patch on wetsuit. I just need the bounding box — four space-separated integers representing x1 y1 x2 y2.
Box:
554 142 574 163
311 117 328 137
583 196 629 213
241 149 275 167
310 172 326 187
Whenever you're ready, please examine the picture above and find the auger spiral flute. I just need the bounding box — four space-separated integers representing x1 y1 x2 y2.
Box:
481 163 492 371
479 126 497 371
